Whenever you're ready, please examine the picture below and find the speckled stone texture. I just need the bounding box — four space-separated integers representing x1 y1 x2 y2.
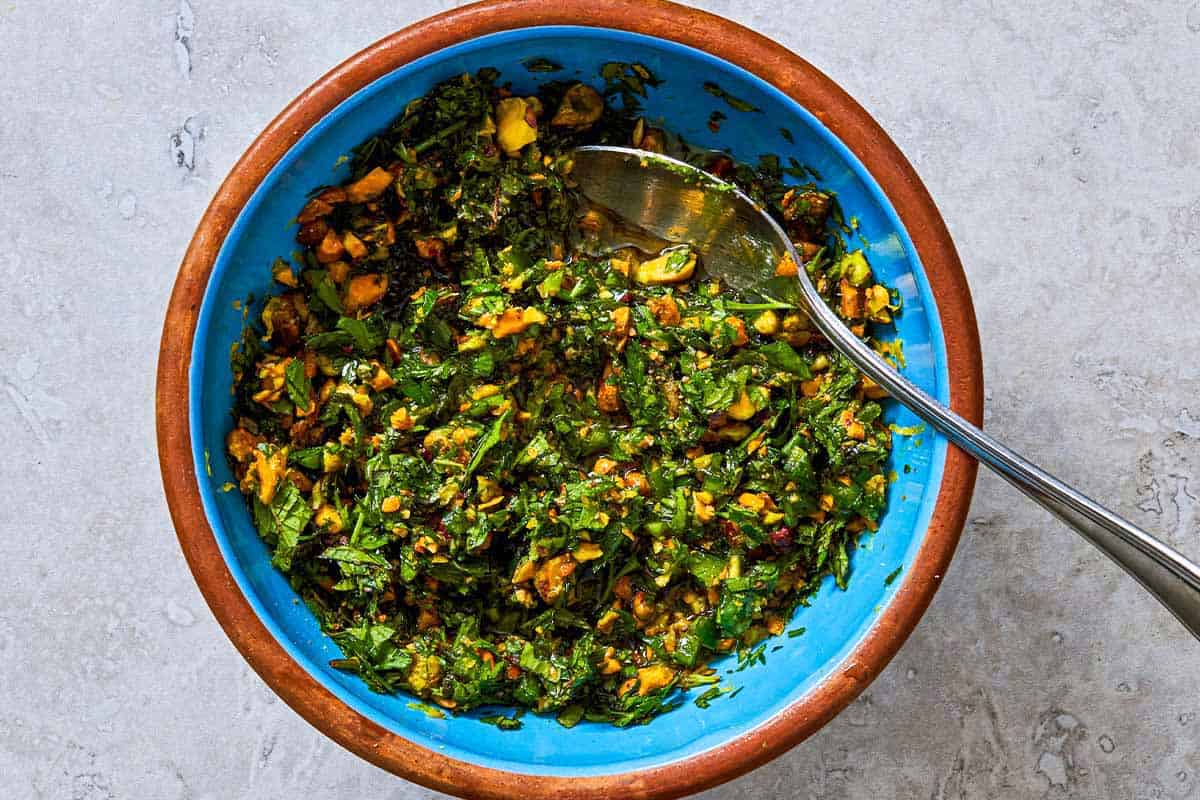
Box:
1 1 1198 797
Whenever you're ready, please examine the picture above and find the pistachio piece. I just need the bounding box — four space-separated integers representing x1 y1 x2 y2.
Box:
550 83 605 128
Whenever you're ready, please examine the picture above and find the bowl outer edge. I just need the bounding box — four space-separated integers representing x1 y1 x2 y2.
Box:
156 1 984 797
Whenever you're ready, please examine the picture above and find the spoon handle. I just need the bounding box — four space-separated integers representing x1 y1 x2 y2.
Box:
820 315 1200 640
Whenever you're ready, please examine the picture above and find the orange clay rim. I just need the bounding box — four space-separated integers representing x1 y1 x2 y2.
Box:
156 2 983 798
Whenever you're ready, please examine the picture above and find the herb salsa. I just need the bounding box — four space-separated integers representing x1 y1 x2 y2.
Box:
226 65 898 727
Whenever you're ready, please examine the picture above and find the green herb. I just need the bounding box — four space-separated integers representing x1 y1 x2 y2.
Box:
464 407 512 480
284 358 312 412
702 81 761 113
884 566 903 586
693 685 735 708
479 713 523 730
407 702 446 719
523 57 563 73
787 627 807 638
261 481 312 571
556 704 585 728
889 422 925 436
311 271 343 314
735 643 768 671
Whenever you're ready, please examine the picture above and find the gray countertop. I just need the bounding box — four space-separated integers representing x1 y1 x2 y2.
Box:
2 1 1198 797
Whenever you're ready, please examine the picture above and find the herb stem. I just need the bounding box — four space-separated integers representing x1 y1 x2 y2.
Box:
724 301 797 312
413 119 469 155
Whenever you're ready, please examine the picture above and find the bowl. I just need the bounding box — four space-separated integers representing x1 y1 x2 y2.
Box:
157 2 983 797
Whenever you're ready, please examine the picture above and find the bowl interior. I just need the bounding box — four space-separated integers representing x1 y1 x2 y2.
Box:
189 26 949 777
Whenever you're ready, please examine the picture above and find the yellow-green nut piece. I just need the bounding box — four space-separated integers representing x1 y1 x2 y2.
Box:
551 83 605 128
496 97 538 157
841 250 872 287
632 249 697 285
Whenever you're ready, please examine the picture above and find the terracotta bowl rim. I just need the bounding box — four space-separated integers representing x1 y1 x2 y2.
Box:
156 2 983 797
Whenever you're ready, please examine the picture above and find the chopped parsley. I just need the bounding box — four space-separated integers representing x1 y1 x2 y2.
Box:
702 81 761 113
225 66 897 727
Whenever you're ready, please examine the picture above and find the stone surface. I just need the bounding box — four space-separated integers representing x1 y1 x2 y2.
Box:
1 2 1198 798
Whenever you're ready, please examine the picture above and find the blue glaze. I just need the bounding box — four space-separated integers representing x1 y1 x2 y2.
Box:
189 27 949 776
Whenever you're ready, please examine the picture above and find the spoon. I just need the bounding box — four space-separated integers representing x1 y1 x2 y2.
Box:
570 144 1200 641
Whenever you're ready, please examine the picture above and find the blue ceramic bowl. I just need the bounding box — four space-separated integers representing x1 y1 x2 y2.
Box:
164 8 979 798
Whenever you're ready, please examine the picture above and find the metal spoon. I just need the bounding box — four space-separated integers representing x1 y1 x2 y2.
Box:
570 144 1200 640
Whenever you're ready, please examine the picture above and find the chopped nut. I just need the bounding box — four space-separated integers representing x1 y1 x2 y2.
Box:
841 250 872 286
512 559 536 584
737 492 766 512
272 260 298 287
251 447 286 505
838 278 863 319
752 309 779 335
861 375 888 400
344 273 388 313
551 83 605 128
471 384 501 401
592 456 618 476
368 370 395 395
865 284 891 322
596 609 620 634
322 449 343 473
573 542 604 562
647 295 681 325
632 250 696 285
597 361 622 413
495 97 538 156
727 390 757 421
315 228 345 264
226 427 263 463
390 407 414 431
342 231 368 260
636 664 675 695
327 260 350 285
716 423 751 440
492 307 547 338
296 197 334 224
800 377 824 397
775 254 799 277
534 554 576 603
839 408 866 440
345 167 394 203
315 505 343 532
632 591 655 620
